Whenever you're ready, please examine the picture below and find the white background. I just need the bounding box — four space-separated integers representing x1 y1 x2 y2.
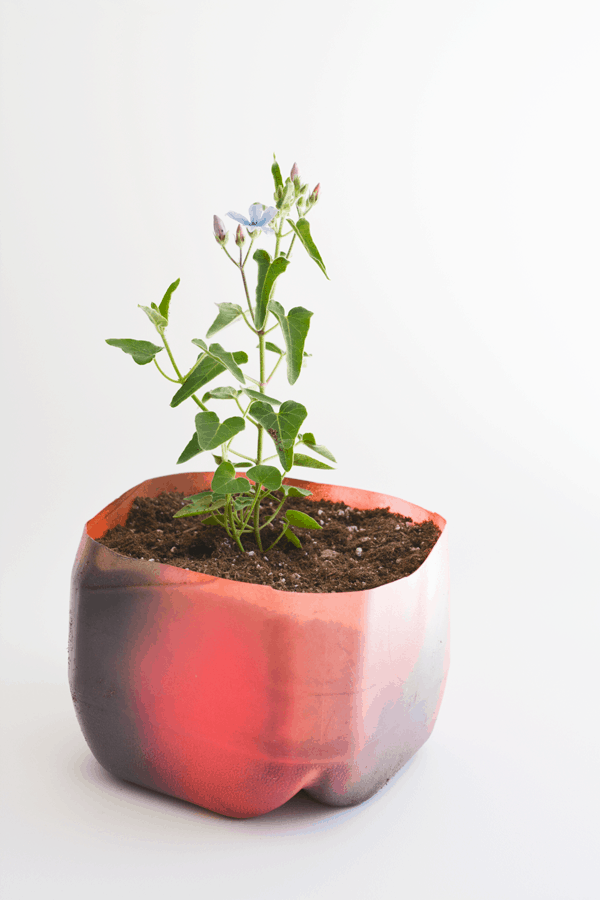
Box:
1 0 599 897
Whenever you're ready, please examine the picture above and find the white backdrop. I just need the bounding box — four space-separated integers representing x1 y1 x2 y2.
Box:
1 0 598 897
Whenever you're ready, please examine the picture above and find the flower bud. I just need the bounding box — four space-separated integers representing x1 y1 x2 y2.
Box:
235 224 245 246
310 183 320 202
213 215 228 245
290 162 300 181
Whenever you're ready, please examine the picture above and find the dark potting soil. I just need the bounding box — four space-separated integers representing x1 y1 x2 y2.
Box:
97 491 442 593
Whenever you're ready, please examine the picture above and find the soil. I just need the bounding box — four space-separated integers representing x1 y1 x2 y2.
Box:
97 491 442 593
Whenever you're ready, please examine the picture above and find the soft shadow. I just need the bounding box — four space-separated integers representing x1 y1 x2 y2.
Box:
75 748 421 834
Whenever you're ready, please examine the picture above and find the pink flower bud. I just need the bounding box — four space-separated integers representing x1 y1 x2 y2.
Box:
291 162 300 181
235 224 245 246
213 215 228 243
309 183 321 205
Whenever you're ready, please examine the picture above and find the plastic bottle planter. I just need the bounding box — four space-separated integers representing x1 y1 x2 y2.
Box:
69 472 449 819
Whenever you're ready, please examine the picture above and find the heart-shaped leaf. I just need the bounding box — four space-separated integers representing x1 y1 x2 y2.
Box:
106 338 163 366
286 217 329 279
285 509 322 529
248 400 307 471
206 302 243 338
170 351 248 407
299 433 337 463
138 305 168 329
292 453 334 470
195 412 245 451
242 387 281 406
246 465 282 491
211 461 251 494
158 278 180 322
202 385 241 403
279 484 313 499
268 301 313 385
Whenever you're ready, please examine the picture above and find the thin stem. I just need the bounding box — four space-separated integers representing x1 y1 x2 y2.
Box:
265 526 288 553
229 447 256 463
159 330 183 380
153 358 180 383
266 352 285 383
221 245 239 268
286 233 297 258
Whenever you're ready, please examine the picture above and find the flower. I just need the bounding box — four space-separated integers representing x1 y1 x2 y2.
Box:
227 203 278 235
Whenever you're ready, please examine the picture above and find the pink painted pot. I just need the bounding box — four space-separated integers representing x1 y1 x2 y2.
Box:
69 473 449 818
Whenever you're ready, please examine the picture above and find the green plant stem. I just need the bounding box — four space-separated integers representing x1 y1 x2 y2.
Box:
153 358 180 383
286 233 297 258
261 496 286 529
229 447 256 463
221 245 239 268
159 330 183 379
265 525 288 553
266 352 284 383
226 498 245 552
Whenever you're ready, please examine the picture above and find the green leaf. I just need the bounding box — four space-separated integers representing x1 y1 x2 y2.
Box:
285 509 322 530
177 432 202 464
298 434 336 463
183 491 214 505
200 514 225 527
211 461 251 494
265 341 284 354
248 400 307 471
253 249 271 330
246 465 282 491
286 218 329 279
242 387 281 406
283 526 302 549
279 484 313 499
158 278 180 322
212 454 252 468
173 497 228 519
267 301 313 385
138 305 168 329
206 302 243 338
170 351 248 407
105 338 163 366
292 452 334 470
271 155 283 191
195 411 246 451
207 343 246 384
191 338 208 352
254 252 290 330
202 385 241 403
232 495 255 510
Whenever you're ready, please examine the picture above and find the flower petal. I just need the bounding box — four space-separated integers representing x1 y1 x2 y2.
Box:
227 211 250 226
259 205 278 224
248 203 264 224
260 224 275 235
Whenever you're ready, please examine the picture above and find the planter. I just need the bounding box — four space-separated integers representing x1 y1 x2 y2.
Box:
69 472 449 819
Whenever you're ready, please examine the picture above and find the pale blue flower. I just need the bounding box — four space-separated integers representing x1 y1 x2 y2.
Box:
226 203 278 235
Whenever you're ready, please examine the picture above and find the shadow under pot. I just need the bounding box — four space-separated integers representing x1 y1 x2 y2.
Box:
69 472 450 819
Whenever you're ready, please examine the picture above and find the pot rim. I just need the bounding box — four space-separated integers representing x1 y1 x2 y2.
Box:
83 471 446 597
